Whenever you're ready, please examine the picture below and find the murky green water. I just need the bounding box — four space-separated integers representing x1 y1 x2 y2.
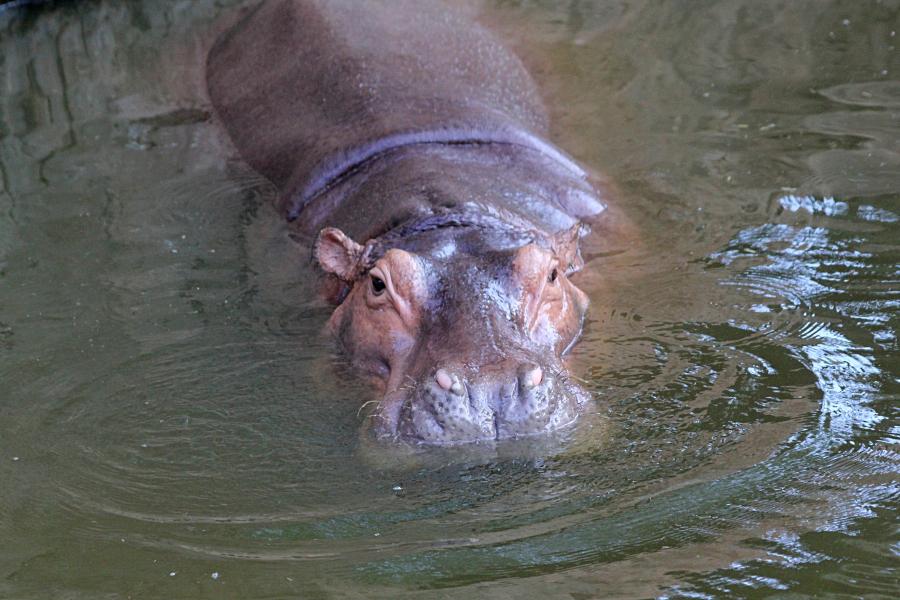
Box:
1 0 897 598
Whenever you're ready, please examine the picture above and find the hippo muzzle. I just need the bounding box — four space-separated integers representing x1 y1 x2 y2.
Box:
392 360 587 444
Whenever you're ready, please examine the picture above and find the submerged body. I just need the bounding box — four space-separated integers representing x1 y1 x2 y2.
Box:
206 0 608 444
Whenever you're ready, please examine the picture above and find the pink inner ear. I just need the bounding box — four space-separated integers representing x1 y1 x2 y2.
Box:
317 240 351 273
552 223 585 274
315 227 363 281
565 247 584 275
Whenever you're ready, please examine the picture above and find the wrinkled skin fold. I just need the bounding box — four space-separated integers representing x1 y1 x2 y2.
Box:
206 0 608 444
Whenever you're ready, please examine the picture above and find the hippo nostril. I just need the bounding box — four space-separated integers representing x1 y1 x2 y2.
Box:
435 368 453 391
520 365 543 390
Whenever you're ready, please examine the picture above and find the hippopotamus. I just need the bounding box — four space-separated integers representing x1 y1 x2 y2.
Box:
206 0 609 444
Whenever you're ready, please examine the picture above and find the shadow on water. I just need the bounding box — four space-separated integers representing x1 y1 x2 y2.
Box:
0 0 897 598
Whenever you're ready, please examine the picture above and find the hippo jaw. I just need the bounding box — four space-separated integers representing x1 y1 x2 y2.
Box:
314 217 591 445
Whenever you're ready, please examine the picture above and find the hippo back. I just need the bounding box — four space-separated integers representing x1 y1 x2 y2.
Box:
206 0 574 219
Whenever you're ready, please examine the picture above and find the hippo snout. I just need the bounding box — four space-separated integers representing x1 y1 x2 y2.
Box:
393 362 586 444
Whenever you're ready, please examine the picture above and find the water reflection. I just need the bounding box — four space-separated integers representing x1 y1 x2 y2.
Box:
0 0 897 598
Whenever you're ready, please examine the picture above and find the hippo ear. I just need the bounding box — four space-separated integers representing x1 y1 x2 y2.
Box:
552 222 586 275
314 227 364 281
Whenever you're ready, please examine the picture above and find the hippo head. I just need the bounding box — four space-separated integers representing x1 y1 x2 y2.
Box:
313 217 591 444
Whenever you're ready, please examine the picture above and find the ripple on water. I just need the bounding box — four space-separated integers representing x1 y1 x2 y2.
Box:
1 2 897 595
337 192 896 586
818 81 900 109
41 334 366 515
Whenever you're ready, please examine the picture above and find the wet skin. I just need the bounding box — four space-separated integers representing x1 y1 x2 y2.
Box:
206 0 608 443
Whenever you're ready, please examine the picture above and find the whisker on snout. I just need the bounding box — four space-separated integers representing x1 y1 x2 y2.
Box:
559 368 588 385
547 364 585 387
357 399 382 418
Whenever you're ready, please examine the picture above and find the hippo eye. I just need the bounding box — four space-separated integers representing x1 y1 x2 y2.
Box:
548 268 558 284
370 274 386 295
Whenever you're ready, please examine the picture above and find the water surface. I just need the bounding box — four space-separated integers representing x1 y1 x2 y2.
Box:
1 1 897 598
